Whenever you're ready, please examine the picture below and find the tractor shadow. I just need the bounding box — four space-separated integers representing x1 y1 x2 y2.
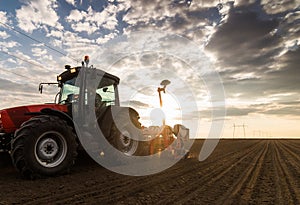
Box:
0 152 12 168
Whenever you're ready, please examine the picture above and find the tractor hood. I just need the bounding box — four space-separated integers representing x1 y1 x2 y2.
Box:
0 104 68 133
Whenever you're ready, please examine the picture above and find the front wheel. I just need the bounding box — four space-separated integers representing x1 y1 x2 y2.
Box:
11 115 78 179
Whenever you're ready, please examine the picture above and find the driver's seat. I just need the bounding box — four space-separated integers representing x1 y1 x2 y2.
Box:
95 94 106 117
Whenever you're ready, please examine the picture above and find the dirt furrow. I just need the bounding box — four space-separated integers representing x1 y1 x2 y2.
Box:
164 139 260 203
76 160 211 204
279 140 300 168
244 141 277 204
125 141 262 204
26 160 198 204
238 141 270 202
280 139 300 153
274 141 300 203
215 141 268 204
281 140 300 150
21 170 118 204
273 140 300 204
277 141 300 172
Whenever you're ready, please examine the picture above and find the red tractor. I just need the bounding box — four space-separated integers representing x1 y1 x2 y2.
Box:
0 56 145 178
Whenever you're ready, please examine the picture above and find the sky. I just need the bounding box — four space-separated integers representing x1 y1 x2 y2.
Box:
0 0 299 138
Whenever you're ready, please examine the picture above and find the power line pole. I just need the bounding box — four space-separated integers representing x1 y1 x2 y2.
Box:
233 123 247 138
233 123 235 139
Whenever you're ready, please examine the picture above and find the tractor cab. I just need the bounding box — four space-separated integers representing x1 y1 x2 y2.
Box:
55 62 120 118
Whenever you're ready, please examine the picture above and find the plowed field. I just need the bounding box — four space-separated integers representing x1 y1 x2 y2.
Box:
0 139 299 204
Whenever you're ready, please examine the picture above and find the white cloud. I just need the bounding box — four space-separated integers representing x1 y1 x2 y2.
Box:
15 0 63 33
123 1 171 25
57 31 101 59
96 32 117 44
121 0 231 46
66 9 84 22
11 50 46 70
65 0 76 6
70 21 98 35
122 0 229 27
87 4 120 30
46 29 64 39
46 30 89 52
115 0 131 11
0 31 9 39
0 41 20 49
66 4 127 34
234 0 256 6
32 47 48 57
276 11 300 55
261 0 299 14
0 11 8 24
7 58 17 64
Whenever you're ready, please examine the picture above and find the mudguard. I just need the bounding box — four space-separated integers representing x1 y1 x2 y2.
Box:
0 104 68 134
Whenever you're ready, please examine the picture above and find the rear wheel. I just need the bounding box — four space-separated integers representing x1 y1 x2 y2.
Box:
11 115 77 179
110 124 139 156
108 109 149 157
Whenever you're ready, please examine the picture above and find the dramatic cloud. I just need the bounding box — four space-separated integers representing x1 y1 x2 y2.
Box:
205 3 300 105
206 10 280 69
122 0 229 46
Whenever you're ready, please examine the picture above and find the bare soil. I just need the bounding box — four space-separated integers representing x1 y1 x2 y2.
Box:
0 139 299 204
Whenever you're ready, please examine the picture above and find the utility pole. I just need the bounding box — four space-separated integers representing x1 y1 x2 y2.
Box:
233 123 235 139
233 123 247 138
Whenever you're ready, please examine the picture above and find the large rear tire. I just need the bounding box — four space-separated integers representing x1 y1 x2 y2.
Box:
11 115 78 179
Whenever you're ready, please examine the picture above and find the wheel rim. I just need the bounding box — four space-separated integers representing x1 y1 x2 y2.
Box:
118 131 138 156
34 131 68 168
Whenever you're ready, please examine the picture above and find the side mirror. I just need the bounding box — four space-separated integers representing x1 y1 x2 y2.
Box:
39 84 43 94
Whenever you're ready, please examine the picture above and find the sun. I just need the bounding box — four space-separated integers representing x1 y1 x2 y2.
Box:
128 87 182 127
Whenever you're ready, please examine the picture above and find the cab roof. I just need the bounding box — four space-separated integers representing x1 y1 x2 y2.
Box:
57 66 120 86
